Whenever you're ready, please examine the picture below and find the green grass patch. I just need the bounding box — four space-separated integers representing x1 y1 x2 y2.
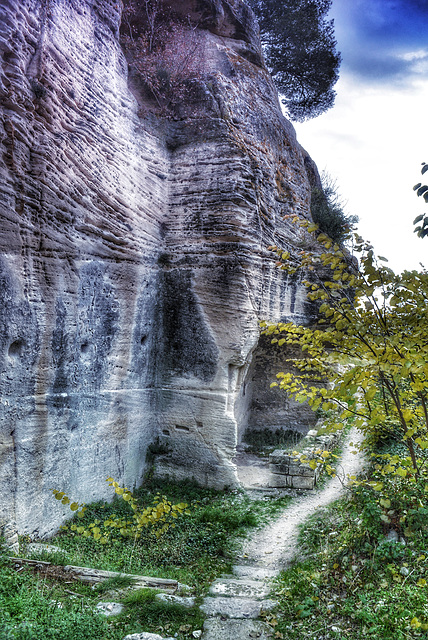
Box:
0 552 112 640
120 588 205 638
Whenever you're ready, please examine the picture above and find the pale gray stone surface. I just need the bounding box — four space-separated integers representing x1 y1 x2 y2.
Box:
155 593 196 608
269 474 315 489
0 0 320 535
232 566 277 580
209 578 270 599
202 619 272 640
123 634 175 640
0 521 19 554
201 596 276 618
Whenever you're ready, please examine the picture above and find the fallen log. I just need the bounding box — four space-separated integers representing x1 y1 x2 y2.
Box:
9 558 179 592
63 565 178 592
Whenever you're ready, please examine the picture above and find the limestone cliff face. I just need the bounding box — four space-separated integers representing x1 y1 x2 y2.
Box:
0 0 318 536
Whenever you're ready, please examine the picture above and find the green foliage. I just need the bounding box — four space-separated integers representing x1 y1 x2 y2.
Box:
196 504 258 529
271 468 428 639
263 218 428 483
26 548 69 567
413 161 428 238
53 478 190 545
3 479 295 640
248 0 341 120
49 478 286 594
311 173 358 244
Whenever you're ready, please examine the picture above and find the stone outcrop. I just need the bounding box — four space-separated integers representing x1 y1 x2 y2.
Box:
0 0 319 537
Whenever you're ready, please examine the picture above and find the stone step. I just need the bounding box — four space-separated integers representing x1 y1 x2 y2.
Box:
209 578 270 599
200 596 277 619
202 618 272 640
232 566 278 581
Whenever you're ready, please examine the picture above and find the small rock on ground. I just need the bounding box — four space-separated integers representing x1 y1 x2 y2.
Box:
155 593 196 607
96 602 124 616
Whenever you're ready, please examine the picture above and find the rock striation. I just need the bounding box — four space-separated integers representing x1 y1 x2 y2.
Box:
0 0 319 536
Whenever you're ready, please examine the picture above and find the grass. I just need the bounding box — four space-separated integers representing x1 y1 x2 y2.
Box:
119 588 205 638
4 476 292 640
39 477 289 591
267 447 428 640
0 547 111 640
26 548 69 566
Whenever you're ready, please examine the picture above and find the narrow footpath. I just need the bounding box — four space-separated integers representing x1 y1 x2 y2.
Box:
200 428 365 640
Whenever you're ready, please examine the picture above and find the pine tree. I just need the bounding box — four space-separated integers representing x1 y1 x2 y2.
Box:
248 0 341 121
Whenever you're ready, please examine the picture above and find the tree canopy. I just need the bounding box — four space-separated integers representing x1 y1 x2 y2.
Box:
248 0 341 121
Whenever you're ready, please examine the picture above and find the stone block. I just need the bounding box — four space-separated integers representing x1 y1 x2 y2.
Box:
0 521 19 554
290 476 315 490
269 450 293 465
209 578 270 598
269 462 315 477
232 565 278 580
124 634 175 640
268 475 293 488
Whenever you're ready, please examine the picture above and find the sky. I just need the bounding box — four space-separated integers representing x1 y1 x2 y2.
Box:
293 0 428 273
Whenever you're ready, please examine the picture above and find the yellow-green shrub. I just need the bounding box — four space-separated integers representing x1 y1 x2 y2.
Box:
52 478 190 544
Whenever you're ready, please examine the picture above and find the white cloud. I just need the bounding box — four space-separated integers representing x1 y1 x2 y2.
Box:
294 74 428 273
398 49 428 75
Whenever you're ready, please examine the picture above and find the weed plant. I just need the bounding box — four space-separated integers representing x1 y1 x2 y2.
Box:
119 588 205 639
0 548 111 640
26 548 69 566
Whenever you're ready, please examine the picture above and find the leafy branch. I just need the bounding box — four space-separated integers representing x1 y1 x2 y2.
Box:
263 217 428 481
52 479 190 545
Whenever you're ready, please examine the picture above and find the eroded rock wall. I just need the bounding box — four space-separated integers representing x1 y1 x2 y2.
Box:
0 0 318 536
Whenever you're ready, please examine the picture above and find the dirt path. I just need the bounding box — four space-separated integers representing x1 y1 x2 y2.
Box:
201 428 366 639
241 427 365 572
